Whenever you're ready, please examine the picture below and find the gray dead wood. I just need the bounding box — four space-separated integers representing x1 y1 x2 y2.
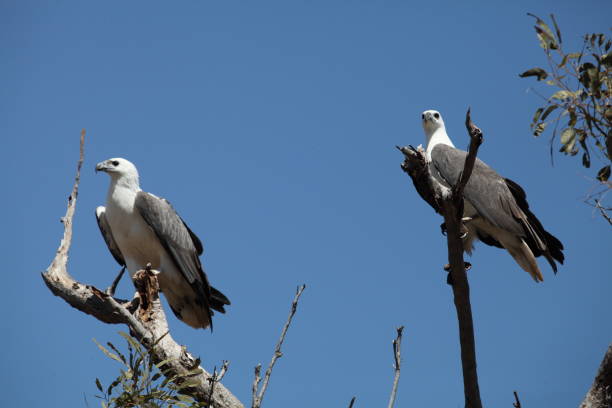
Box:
41 130 243 408
398 108 484 408
580 343 612 408
251 284 306 408
387 326 404 408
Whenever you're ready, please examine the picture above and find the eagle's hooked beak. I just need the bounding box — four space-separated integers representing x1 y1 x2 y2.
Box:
95 161 108 173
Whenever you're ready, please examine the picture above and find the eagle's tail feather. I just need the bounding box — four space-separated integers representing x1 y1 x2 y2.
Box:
210 286 230 314
506 240 543 282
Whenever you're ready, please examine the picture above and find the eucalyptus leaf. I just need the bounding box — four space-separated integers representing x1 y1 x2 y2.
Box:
519 67 548 81
93 339 124 364
550 90 573 100
561 128 576 145
541 104 559 121
96 378 104 393
597 165 611 182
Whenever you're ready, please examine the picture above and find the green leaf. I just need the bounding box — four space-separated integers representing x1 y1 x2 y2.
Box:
560 128 577 154
107 342 126 364
541 104 559 121
96 378 104 393
568 110 577 127
93 339 124 364
155 358 175 369
519 67 548 81
597 165 611 182
550 90 574 100
533 122 547 137
528 13 557 49
118 331 142 354
561 128 576 145
531 107 544 126
582 153 591 168
550 14 562 44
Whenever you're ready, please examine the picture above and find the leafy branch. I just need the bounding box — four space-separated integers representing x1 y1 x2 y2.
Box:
520 14 611 222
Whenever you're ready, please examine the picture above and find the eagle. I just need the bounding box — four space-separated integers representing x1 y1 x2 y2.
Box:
420 109 564 281
95 158 230 329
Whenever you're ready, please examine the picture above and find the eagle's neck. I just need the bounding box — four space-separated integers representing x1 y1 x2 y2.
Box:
425 126 454 161
107 175 141 211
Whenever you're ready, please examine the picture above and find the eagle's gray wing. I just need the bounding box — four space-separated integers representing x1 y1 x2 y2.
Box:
95 206 125 266
430 144 526 235
430 144 563 271
134 192 230 325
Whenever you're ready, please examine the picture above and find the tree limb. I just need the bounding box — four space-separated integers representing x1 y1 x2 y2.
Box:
513 390 522 408
398 108 484 408
41 131 244 408
387 326 404 408
580 343 612 408
252 284 306 408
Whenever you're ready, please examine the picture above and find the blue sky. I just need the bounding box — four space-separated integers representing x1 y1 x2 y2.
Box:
2 1 611 407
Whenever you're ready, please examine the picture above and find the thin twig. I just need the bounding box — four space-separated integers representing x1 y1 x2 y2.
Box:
387 326 404 408
217 360 230 382
348 396 356 408
106 266 126 296
594 199 612 226
207 366 218 407
252 365 261 407
513 390 522 408
251 284 306 408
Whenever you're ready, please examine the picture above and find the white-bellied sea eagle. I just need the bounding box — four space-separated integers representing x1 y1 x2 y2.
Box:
421 109 564 281
95 158 230 329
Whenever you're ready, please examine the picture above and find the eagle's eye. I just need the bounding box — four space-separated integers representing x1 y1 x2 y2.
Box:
434 113 440 119
111 160 119 166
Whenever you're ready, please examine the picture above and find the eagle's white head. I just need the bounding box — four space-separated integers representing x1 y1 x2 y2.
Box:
96 157 140 189
422 109 445 135
421 109 453 160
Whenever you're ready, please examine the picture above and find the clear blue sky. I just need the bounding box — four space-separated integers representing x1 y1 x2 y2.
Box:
2 1 610 407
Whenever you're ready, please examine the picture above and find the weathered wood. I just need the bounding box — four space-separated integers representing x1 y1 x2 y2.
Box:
580 343 612 408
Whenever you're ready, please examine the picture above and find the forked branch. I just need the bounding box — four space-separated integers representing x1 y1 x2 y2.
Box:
387 326 405 408
252 285 306 408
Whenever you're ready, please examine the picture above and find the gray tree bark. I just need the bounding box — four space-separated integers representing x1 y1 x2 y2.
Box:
581 343 612 408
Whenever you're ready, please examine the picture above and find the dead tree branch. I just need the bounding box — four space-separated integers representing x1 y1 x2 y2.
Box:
387 326 404 408
580 343 612 408
398 108 483 408
251 284 306 408
41 131 243 408
513 390 522 408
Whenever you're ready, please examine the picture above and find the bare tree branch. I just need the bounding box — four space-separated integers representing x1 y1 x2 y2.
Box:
580 343 612 408
513 390 522 408
387 326 404 408
252 284 306 408
41 131 243 408
348 396 356 408
398 108 484 408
